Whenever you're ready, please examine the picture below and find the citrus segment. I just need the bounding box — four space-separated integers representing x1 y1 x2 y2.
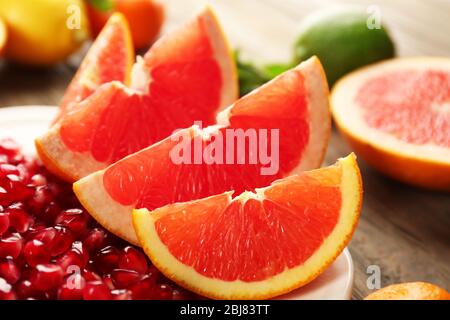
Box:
331 57 450 190
132 154 362 299
36 7 238 182
56 13 134 122
73 57 331 245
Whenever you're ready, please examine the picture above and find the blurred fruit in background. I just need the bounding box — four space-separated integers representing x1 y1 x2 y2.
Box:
86 0 164 50
365 282 450 300
294 9 396 86
237 8 396 95
0 0 90 66
0 16 6 56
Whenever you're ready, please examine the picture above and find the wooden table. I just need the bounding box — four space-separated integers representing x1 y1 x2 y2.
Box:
0 0 449 300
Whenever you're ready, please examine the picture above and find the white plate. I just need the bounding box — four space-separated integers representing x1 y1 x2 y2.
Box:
0 105 354 300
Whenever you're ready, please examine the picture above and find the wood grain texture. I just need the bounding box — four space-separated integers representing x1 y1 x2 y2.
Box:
0 0 449 300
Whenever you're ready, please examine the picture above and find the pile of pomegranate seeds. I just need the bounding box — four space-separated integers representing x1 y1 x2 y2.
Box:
0 138 198 300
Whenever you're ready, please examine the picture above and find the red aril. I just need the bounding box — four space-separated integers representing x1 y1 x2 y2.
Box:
6 203 32 233
83 281 111 300
118 246 148 274
0 277 16 300
14 280 35 299
23 239 51 267
0 234 23 259
82 228 108 253
55 208 89 237
0 210 9 235
30 264 64 291
111 269 141 288
0 259 20 284
57 282 83 300
94 246 120 274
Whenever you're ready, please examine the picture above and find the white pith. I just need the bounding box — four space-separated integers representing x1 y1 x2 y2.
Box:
331 57 450 165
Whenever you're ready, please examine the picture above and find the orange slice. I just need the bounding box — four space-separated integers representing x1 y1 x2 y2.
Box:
73 57 331 245
365 282 450 300
57 13 134 122
36 7 238 182
132 154 362 299
331 57 450 191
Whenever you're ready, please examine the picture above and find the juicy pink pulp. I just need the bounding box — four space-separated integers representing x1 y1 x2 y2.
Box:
103 69 309 210
59 16 222 165
356 70 450 147
0 138 197 300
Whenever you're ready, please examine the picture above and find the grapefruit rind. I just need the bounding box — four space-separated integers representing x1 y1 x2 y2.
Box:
132 154 362 300
72 57 331 244
331 57 450 191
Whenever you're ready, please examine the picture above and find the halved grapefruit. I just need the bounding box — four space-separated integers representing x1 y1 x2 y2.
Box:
36 7 238 181
132 154 362 299
331 57 450 191
56 13 134 122
73 56 330 245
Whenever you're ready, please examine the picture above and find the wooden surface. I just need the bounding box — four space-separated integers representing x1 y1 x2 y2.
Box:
1 0 449 300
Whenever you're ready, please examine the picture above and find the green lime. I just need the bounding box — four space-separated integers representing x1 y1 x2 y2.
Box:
294 9 395 86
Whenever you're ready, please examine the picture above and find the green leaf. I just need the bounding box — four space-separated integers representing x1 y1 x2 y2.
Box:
87 0 114 12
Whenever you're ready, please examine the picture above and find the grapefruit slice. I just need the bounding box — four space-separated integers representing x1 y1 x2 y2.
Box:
73 56 330 245
132 154 362 299
57 13 134 122
331 57 450 191
36 7 238 182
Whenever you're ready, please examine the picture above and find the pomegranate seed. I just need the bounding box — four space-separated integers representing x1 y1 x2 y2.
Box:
82 269 102 282
30 174 47 187
0 234 23 259
32 226 73 256
14 280 35 299
0 277 17 300
57 252 83 273
83 281 111 300
83 228 108 253
119 246 149 274
0 175 34 206
154 284 174 300
129 274 157 300
111 289 132 300
55 209 89 237
6 203 32 233
23 239 51 266
28 186 54 215
58 274 85 300
111 269 141 288
0 211 10 235
0 139 19 157
94 246 120 274
0 259 20 284
29 264 64 291
0 164 20 178
40 201 61 224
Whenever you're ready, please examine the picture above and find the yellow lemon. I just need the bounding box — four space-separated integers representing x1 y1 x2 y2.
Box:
0 0 89 65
